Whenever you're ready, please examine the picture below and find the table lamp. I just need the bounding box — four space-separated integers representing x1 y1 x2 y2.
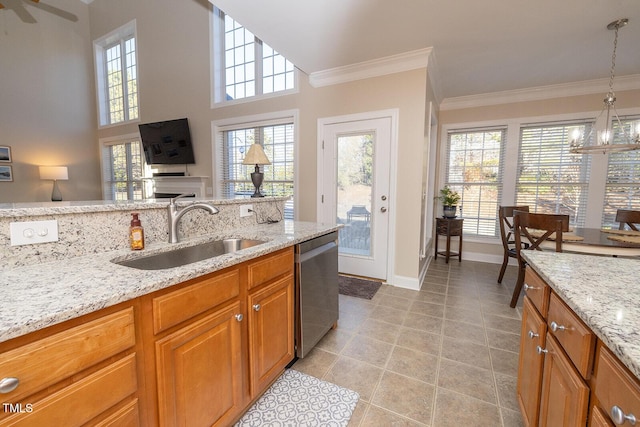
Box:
39 166 68 201
242 144 271 198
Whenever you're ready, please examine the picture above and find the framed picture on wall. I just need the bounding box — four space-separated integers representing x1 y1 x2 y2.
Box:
0 146 10 162
0 165 12 182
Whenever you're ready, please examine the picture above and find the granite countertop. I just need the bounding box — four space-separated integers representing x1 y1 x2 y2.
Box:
523 251 640 380
0 220 339 344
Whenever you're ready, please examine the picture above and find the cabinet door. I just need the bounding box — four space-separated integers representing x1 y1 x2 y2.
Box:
517 296 547 427
538 333 589 427
155 302 243 427
247 274 294 397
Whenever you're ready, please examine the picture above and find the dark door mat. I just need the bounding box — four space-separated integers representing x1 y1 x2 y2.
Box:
338 274 382 299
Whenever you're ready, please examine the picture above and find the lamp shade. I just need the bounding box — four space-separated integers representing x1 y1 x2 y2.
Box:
39 166 68 181
242 144 271 165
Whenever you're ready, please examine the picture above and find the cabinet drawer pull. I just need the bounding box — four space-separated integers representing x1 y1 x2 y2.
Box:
536 346 548 355
0 377 19 394
611 405 637 426
523 283 537 291
235 314 243 322
253 304 261 312
550 321 566 332
528 330 539 339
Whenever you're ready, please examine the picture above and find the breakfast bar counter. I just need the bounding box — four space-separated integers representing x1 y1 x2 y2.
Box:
522 251 640 380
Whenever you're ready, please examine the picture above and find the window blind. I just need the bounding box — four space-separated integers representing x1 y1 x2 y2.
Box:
516 120 592 226
602 116 640 228
445 127 506 237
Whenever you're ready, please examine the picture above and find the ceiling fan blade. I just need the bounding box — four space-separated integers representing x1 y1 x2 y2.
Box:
29 1 78 22
11 3 37 23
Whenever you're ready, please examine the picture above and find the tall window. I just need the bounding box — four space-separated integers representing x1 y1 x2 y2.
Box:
602 116 640 227
94 21 139 126
445 128 505 237
516 121 592 226
212 8 295 103
101 137 147 201
218 122 295 218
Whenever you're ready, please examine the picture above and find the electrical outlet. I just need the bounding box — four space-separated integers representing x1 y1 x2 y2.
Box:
10 220 59 246
240 204 253 218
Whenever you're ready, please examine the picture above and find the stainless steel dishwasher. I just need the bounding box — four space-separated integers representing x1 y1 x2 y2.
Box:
295 231 339 358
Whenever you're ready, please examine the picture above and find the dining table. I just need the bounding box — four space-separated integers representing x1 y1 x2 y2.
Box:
539 227 640 257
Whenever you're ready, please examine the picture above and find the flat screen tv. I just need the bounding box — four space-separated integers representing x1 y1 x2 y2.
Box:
138 118 195 165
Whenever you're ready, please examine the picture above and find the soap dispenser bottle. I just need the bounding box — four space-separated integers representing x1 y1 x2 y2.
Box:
129 213 145 250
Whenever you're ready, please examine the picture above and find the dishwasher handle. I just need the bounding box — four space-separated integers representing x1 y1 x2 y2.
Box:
296 241 337 263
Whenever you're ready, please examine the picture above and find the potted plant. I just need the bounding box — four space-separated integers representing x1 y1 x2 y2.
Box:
439 186 461 218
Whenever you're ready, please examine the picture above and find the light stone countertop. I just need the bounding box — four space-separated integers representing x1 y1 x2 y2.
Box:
523 251 640 380
0 220 339 344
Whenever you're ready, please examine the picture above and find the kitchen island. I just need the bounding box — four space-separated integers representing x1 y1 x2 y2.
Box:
519 251 640 426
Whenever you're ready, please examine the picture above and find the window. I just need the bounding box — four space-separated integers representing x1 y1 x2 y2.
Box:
217 121 295 218
94 21 139 126
516 121 592 226
602 116 640 227
445 128 505 237
212 8 295 103
101 136 148 201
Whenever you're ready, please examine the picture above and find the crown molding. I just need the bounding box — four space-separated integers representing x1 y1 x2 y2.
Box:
308 48 433 88
440 74 640 111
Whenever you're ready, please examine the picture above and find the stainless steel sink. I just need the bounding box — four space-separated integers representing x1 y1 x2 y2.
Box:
113 238 267 270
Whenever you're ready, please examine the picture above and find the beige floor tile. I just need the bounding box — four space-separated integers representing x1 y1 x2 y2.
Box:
316 327 354 353
483 313 523 334
437 359 497 404
291 347 338 379
489 347 519 376
370 305 408 325
325 356 384 402
433 388 502 427
378 294 414 311
358 318 402 344
371 371 435 424
440 335 492 370
396 327 442 356
410 300 445 318
494 371 520 412
403 312 443 335
501 407 525 427
442 319 487 345
359 405 427 426
443 306 483 324
415 290 447 305
386 346 439 385
486 328 521 353
342 334 394 367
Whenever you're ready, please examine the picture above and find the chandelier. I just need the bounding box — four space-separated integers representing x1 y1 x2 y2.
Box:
570 18 640 154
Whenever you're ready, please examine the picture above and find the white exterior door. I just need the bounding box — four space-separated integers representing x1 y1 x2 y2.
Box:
318 115 393 280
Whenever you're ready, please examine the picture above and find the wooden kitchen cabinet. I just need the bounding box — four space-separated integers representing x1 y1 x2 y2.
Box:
517 296 547 427
538 333 589 426
0 303 142 427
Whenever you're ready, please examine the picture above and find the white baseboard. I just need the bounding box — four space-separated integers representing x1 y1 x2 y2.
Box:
387 273 421 291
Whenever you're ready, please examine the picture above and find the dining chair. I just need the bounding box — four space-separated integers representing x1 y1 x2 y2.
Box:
615 209 640 231
509 210 569 308
497 205 530 284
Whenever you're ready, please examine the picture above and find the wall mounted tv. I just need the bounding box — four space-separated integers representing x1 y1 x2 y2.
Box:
138 118 195 165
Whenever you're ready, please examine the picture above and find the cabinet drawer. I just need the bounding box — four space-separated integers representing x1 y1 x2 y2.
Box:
0 354 138 427
153 269 240 334
589 405 614 427
247 248 293 290
524 268 550 317
94 399 140 427
593 344 640 427
0 308 135 402
547 292 595 379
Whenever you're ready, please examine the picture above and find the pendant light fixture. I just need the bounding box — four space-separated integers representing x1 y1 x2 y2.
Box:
569 18 640 154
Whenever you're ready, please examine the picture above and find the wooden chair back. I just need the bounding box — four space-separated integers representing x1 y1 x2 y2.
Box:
513 210 570 254
615 209 640 231
499 205 530 252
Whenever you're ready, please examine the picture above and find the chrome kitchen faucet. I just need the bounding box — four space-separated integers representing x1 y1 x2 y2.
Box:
167 193 219 243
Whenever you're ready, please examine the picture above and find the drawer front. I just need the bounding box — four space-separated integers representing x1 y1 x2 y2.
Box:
248 248 294 290
547 292 595 378
0 308 135 402
589 405 614 427
524 268 550 317
94 399 140 427
593 344 640 427
153 269 240 334
0 354 138 427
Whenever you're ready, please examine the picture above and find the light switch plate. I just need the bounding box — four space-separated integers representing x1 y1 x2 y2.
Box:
240 204 253 218
10 220 59 246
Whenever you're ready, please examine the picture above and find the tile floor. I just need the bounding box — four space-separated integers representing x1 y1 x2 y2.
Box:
292 258 525 426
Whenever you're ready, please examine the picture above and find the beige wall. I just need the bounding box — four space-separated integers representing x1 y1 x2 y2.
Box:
0 0 99 203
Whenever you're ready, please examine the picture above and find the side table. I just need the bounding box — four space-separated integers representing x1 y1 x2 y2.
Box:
435 217 463 263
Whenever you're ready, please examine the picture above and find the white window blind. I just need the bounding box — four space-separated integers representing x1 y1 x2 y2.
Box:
602 116 640 228
218 121 294 218
516 121 592 226
101 138 146 201
445 127 506 237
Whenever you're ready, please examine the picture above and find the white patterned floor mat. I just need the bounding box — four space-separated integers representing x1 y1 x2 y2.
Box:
235 369 359 427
